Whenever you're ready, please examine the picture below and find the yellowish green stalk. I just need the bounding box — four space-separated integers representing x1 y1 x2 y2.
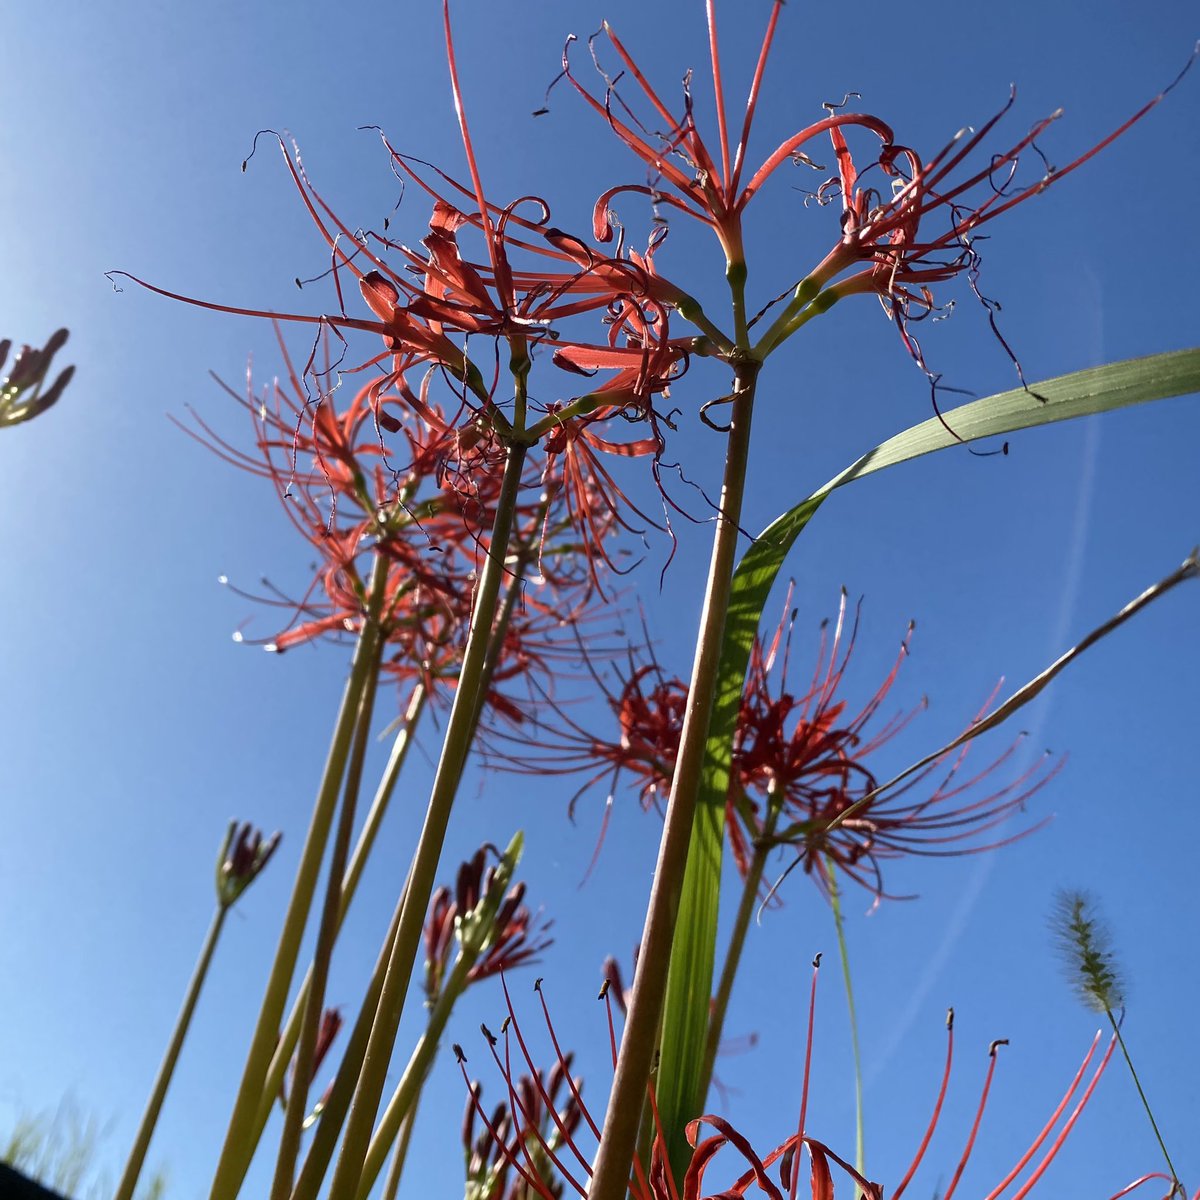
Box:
322 440 529 1200
355 950 476 1198
588 364 760 1200
825 856 865 1178
699 793 781 1104
291 904 403 1200
237 686 426 1182
380 1109 417 1200
270 641 383 1199
208 553 390 1200
114 906 227 1200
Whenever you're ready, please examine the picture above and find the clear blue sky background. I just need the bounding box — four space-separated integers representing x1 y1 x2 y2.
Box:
1 2 1197 1198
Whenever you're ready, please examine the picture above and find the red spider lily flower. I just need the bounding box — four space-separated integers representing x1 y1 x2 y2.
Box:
113 2 693 577
424 846 553 1005
801 50 1197 318
482 646 689 875
685 1021 1131 1200
458 968 1162 1200
188 332 619 668
494 593 1056 899
730 591 1060 901
745 48 1200 396
553 2 894 270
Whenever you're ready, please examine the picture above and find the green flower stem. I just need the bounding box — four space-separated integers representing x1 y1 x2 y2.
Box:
751 283 836 361
1106 1011 1181 1193
727 260 750 348
208 553 390 1200
289 573 516 1200
526 393 603 442
355 951 476 1199
674 295 736 357
698 794 782 1105
588 367 759 1200
324 439 529 1200
241 685 427 1177
270 639 384 1200
291 903 404 1200
380 1109 417 1200
114 904 227 1200
825 857 865 1178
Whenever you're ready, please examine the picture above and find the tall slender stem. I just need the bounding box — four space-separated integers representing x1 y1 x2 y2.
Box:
244 686 427 1176
1106 1010 1181 1192
825 857 865 1178
289 553 520 1200
114 905 227 1200
380 1109 417 1200
698 795 781 1103
355 950 476 1198
291 904 403 1200
271 641 383 1199
589 366 759 1200
209 554 390 1200
324 440 529 1200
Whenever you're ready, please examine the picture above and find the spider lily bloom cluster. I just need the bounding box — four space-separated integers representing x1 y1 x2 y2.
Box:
461 1059 587 1200
557 3 1195 378
423 845 554 1006
128 100 693 578
454 968 1177 1200
493 593 1057 902
193 333 612 696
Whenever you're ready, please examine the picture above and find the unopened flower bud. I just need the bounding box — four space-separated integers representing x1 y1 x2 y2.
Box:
0 328 75 428
215 820 281 909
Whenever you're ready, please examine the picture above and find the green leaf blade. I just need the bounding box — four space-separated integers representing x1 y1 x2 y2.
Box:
652 349 1198 1183
822 348 1200 493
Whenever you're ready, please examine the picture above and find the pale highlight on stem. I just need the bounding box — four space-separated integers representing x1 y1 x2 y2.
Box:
324 441 530 1200
208 556 390 1200
588 368 759 1200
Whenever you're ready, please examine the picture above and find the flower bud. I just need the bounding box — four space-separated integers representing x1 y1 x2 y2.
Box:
215 820 281 909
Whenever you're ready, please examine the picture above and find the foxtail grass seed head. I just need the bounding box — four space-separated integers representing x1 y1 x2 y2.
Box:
1051 889 1126 1014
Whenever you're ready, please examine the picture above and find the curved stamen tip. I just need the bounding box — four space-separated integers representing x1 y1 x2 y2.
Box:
482 1023 498 1046
534 976 544 992
812 952 822 969
988 1037 1009 1057
454 1042 468 1062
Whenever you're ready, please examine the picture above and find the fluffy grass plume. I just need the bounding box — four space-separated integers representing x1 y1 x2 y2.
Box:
1051 889 1126 1014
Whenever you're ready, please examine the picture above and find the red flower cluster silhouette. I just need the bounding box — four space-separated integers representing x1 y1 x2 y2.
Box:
454 968 1165 1200
495 592 1057 900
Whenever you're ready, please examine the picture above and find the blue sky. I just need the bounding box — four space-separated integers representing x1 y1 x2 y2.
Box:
2 2 1198 1198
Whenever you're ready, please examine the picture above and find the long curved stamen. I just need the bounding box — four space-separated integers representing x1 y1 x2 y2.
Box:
787 954 821 1200
893 1010 955 1200
982 1031 1102 1200
729 0 784 198
942 1038 1007 1200
441 0 507 299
